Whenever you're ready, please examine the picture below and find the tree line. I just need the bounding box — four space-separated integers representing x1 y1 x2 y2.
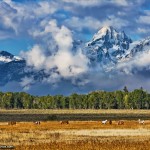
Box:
0 87 150 109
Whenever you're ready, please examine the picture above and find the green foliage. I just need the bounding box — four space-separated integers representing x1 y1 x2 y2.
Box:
115 91 124 109
0 87 150 109
123 86 128 93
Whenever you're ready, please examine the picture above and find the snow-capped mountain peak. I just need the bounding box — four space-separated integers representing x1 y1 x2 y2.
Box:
89 26 132 47
0 51 22 63
92 26 118 42
1 26 150 87
84 26 132 67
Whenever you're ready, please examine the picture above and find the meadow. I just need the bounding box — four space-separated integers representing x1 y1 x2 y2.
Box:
0 109 150 149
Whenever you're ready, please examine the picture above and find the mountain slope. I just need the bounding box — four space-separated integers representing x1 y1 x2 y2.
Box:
124 37 150 59
1 26 150 87
0 51 22 64
0 51 53 86
0 60 26 85
84 26 132 67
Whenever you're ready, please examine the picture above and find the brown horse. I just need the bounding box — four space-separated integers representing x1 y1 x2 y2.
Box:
8 121 16 125
61 120 69 124
109 120 112 125
117 120 124 125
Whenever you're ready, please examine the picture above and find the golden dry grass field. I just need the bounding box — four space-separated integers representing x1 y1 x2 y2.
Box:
0 109 150 150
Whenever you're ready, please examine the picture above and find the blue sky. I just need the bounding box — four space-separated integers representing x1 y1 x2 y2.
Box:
1 0 150 94
0 38 33 55
0 0 150 55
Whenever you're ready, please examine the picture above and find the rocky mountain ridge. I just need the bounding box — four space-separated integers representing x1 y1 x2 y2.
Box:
1 26 150 85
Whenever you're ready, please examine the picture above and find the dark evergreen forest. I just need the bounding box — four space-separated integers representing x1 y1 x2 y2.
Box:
0 87 150 109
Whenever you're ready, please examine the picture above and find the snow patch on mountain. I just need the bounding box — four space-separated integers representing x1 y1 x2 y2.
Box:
84 26 132 69
124 37 150 59
0 51 22 64
1 26 150 89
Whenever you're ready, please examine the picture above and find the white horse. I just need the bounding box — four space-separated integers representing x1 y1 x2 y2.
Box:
138 119 144 124
102 120 107 124
34 121 40 125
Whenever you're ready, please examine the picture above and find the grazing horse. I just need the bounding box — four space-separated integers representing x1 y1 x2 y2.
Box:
34 121 40 125
138 119 144 124
8 121 16 125
61 120 69 124
109 120 112 125
102 120 107 124
118 120 124 125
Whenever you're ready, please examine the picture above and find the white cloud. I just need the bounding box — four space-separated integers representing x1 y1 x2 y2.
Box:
23 20 89 84
42 73 61 85
0 0 146 42
65 16 101 31
117 11 127 16
0 0 59 38
65 15 129 33
62 0 129 7
113 0 128 6
1 0 150 94
20 76 35 91
138 15 150 25
62 0 103 7
2 16 18 34
0 1 19 34
0 30 13 39
137 27 150 34
117 50 150 74
48 20 73 52
100 15 129 29
33 1 58 16
2 0 11 4
22 45 46 70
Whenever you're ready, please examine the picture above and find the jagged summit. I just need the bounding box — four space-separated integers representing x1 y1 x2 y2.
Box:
1 26 150 86
92 26 118 42
84 26 132 67
88 26 132 48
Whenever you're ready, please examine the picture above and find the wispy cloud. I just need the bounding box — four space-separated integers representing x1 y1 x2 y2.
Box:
0 0 149 41
138 15 150 25
22 19 89 87
64 16 101 31
117 49 150 74
62 0 129 7
0 0 150 94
